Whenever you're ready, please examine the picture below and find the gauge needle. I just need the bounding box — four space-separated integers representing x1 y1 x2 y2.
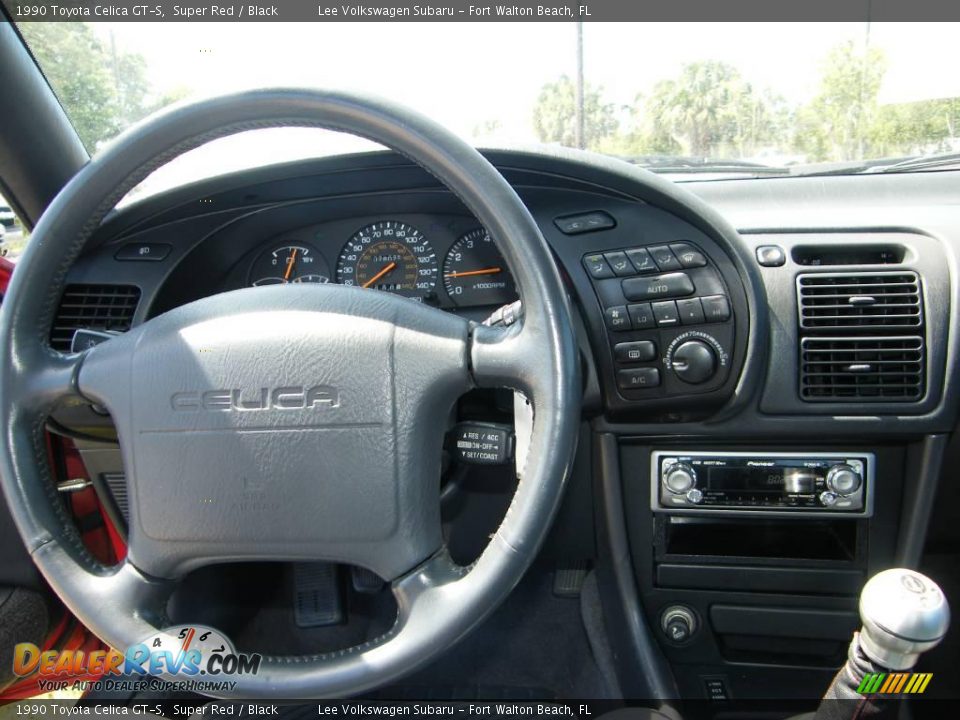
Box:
363 261 397 289
283 248 299 281
445 267 503 279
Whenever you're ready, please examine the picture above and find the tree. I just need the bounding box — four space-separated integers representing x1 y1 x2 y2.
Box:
19 23 155 150
795 41 887 162
869 97 960 156
532 75 618 150
631 61 785 158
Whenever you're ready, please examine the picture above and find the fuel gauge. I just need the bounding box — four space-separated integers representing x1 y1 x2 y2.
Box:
249 242 331 286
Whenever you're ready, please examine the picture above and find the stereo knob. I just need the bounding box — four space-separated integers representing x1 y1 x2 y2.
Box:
671 340 717 384
663 463 697 494
826 464 862 496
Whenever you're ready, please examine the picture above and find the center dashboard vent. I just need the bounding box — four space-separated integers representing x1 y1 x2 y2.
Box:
50 284 141 352
797 271 925 402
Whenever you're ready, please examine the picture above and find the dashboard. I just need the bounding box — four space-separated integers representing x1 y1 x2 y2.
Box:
53 149 960 436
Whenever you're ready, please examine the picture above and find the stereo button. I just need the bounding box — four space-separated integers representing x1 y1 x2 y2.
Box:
820 491 838 507
826 464 862 496
663 463 697 494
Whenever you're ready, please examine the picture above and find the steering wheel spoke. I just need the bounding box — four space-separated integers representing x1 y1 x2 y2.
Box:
14 350 85 414
33 542 175 644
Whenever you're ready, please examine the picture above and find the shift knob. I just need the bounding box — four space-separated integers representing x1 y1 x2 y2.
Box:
859 568 950 670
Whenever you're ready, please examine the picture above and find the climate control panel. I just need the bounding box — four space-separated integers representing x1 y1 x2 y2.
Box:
582 240 736 405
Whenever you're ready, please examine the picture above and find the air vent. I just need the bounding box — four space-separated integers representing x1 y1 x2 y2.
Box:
800 336 924 401
50 284 140 351
797 272 922 330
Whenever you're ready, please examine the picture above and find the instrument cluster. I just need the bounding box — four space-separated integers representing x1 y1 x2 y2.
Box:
246 216 517 309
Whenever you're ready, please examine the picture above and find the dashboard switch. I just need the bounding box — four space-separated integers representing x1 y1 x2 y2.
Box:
701 294 731 323
114 243 171 262
614 341 657 364
676 297 706 325
448 422 514 465
627 303 655 329
670 242 708 268
625 247 657 273
671 340 717 384
604 305 631 331
622 272 694 302
582 253 614 279
555 211 615 235
756 245 786 267
652 300 680 326
617 367 660 390
603 251 635 277
648 245 682 270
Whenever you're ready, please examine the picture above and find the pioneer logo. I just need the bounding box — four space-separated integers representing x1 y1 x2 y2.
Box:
171 386 340 412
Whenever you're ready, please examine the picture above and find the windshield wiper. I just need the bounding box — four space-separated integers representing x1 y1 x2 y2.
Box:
625 155 789 176
875 151 960 173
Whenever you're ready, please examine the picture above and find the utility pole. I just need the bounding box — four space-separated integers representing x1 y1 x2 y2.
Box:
575 22 585 150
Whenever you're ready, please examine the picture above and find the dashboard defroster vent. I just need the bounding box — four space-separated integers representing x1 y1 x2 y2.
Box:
798 272 922 330
50 284 140 351
800 337 925 401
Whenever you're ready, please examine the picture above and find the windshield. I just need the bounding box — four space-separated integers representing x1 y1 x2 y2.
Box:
16 21 960 192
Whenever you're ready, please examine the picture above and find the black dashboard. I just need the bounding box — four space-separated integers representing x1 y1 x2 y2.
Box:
56 148 958 436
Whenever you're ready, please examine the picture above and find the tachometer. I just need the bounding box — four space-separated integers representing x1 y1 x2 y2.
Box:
443 228 517 307
249 242 330 286
336 221 437 299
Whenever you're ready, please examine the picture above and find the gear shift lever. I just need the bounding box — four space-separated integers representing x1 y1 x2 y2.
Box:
859 568 949 670
815 569 949 718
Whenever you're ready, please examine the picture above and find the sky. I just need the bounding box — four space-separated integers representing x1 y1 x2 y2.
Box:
77 21 960 197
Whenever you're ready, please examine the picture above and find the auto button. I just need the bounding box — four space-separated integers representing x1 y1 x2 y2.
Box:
622 272 694 301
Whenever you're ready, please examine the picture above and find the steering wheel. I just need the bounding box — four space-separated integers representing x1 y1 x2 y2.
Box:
0 90 581 697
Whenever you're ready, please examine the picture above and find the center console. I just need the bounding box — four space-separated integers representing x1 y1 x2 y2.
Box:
619 441 904 701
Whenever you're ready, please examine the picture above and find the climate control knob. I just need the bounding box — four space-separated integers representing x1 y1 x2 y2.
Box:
671 340 717 384
825 464 863 496
663 462 697 494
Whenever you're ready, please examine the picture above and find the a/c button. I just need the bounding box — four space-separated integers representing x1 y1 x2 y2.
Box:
617 367 661 390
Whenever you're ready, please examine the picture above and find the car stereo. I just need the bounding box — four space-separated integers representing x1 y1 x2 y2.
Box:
650 450 873 516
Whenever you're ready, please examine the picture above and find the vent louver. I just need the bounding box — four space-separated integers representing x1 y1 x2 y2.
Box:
50 284 140 351
798 272 922 329
797 271 925 403
800 336 924 401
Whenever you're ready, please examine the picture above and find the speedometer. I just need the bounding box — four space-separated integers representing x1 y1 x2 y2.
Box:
336 221 438 299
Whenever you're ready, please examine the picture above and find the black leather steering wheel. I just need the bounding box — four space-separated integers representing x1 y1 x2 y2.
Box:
0 89 581 697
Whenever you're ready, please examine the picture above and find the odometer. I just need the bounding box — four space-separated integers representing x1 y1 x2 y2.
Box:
336 221 437 300
443 228 517 307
